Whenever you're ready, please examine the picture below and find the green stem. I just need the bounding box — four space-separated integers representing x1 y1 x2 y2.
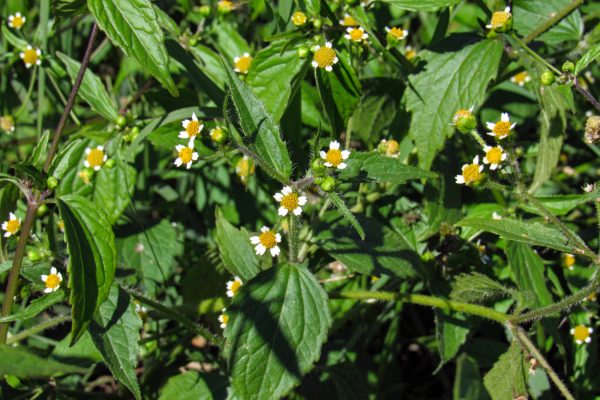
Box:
14 66 37 118
469 129 486 148
513 326 576 400
333 290 509 324
288 215 298 263
509 33 561 75
523 0 584 44
37 0 49 136
6 315 70 345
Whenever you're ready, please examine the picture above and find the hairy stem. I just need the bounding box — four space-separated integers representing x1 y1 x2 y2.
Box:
523 0 584 44
509 33 561 75
6 315 71 345
573 78 600 114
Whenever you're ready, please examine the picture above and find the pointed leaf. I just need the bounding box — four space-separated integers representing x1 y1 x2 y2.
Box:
379 0 460 11
0 289 66 323
327 192 365 240
93 158 136 224
339 152 437 184
451 273 510 304
505 242 553 308
215 209 260 282
0 345 84 377
483 342 529 400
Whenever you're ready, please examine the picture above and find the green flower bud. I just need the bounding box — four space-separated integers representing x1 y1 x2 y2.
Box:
46 176 59 189
452 108 477 134
297 46 309 59
115 115 127 129
488 8 512 33
210 126 229 144
540 70 556 86
20 285 31 300
312 17 323 29
311 158 326 176
27 249 42 262
104 159 116 169
36 204 48 217
198 5 211 17
320 176 336 192
562 60 575 73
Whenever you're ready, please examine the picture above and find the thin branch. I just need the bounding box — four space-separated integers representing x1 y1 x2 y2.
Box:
523 0 584 44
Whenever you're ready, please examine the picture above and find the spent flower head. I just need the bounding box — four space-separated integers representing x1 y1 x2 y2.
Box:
174 141 199 169
584 115 600 144
486 113 516 140
571 324 593 344
455 156 484 186
482 145 507 170
84 145 107 171
274 186 307 216
8 12 26 29
236 155 255 184
2 212 21 238
41 267 63 293
452 107 476 133
234 53 252 75
226 276 243 298
179 113 203 140
20 45 41 68
250 226 282 257
377 139 400 158
312 42 338 72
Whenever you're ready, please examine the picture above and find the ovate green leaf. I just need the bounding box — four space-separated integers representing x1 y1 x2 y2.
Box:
339 152 437 184
450 273 509 304
93 158 136 224
159 371 229 400
513 0 583 44
454 354 489 400
575 43 600 75
215 209 260 282
0 289 66 323
505 242 553 308
483 342 529 400
0 346 84 377
379 0 460 11
436 311 470 366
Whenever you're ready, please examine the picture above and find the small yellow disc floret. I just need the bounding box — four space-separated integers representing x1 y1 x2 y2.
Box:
259 231 277 249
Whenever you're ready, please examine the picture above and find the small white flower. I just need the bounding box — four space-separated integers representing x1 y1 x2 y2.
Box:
174 141 199 169
510 71 531 87
486 113 516 140
19 45 41 68
179 112 203 139
226 276 243 298
455 155 484 185
8 12 26 29
2 212 21 237
250 226 282 257
571 325 593 345
41 266 63 293
274 186 307 216
234 52 252 74
385 26 408 40
312 42 339 72
320 140 350 169
482 145 507 170
344 27 369 43
218 308 229 329
84 145 107 171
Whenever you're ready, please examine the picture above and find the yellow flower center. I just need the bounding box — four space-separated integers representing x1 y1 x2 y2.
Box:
23 48 38 65
490 11 510 28
78 170 91 184
342 15 357 26
11 15 24 28
218 1 233 11
259 231 277 249
0 116 14 132
462 164 482 184
562 253 575 268
485 147 503 164
573 325 591 342
45 274 61 289
86 148 105 168
236 157 255 179
405 48 416 60
493 121 511 137
349 28 364 42
291 11 307 26
281 193 299 212
386 139 399 156
326 148 343 166
6 219 20 234
513 71 529 84
210 127 222 140
388 27 405 39
230 280 242 296
235 56 252 74
220 313 229 325
313 47 336 68
178 147 193 163
186 120 200 137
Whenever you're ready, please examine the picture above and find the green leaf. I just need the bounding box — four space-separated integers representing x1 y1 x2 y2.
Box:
87 0 178 96
456 217 575 253
483 342 529 400
51 0 87 19
1 25 28 49
90 285 142 400
58 194 116 344
50 139 87 181
0 345 84 377
436 311 470 366
327 192 365 240
93 158 136 224
212 22 251 61
220 57 292 181
379 0 460 11
505 242 553 308
316 212 420 278
189 44 227 89
52 332 104 367
0 289 66 323
247 41 310 122
520 190 600 216
215 209 260 282
339 152 437 184
28 129 50 170
575 43 600 75
159 371 229 400
56 52 118 121
405 36 503 170
225 263 331 400
450 273 510 304
454 354 489 400
513 0 583 44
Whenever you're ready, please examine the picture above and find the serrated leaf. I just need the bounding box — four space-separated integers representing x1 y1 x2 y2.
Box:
28 129 50 170
0 345 84 377
405 36 503 170
93 158 136 224
379 0 460 11
50 139 87 181
212 22 250 61
225 263 331 400
327 192 365 240
90 285 142 400
0 289 66 323
520 189 600 216
220 57 292 181
56 52 118 121
456 217 577 253
87 0 178 96
454 354 489 400
159 371 229 400
505 242 553 308
338 152 437 184
450 273 509 304
483 342 529 400
51 0 87 19
575 43 600 75
215 209 260 282
58 194 116 344
513 0 583 44
436 311 470 366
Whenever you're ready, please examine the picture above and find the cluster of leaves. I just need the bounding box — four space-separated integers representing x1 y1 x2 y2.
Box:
1 0 600 399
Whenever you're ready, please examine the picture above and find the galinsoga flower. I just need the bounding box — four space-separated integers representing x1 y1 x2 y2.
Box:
562 253 576 270
174 141 199 169
274 186 307 216
312 42 338 72
320 140 350 169
378 139 399 158
218 309 229 329
345 26 368 43
41 266 63 293
452 107 474 125
2 212 21 237
226 276 243 298
84 145 107 171
236 155 255 184
486 113 515 140
217 0 234 13
8 12 26 29
405 46 416 60
20 45 41 68
291 11 307 26
486 6 512 32
0 115 15 133
250 226 282 257
234 53 252 75
452 106 477 133
455 156 484 186
57 219 65 233
571 324 593 344
511 71 531 87
482 145 507 170
179 112 203 140
339 13 358 27
385 26 408 41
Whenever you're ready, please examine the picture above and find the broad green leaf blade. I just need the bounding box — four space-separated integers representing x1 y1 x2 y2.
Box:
436 311 470 366
225 263 331 400
212 22 251 61
1 25 28 49
215 209 260 282
405 36 503 170
93 158 136 224
454 354 489 400
58 194 116 344
483 342 529 400
514 0 583 44
220 57 292 181
456 217 576 253
28 129 50 170
0 289 66 323
247 40 310 122
56 52 118 121
379 0 460 11
327 192 365 240
90 285 142 400
575 43 600 75
520 190 600 216
505 242 553 308
87 0 178 96
338 152 437 184
0 345 84 377
316 212 420 278
159 371 229 400
50 139 87 181
51 0 87 18
450 273 509 304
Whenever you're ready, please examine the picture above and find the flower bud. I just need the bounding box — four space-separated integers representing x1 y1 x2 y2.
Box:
452 108 477 134
198 5 211 17
27 249 42 262
312 17 323 29
36 204 48 217
104 159 116 169
320 176 336 192
115 115 127 129
540 70 556 86
297 46 309 59
210 126 229 144
585 115 600 144
291 11 307 27
562 61 575 74
46 176 59 189
311 158 326 176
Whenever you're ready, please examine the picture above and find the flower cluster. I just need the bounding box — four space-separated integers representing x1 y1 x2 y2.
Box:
174 113 201 169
